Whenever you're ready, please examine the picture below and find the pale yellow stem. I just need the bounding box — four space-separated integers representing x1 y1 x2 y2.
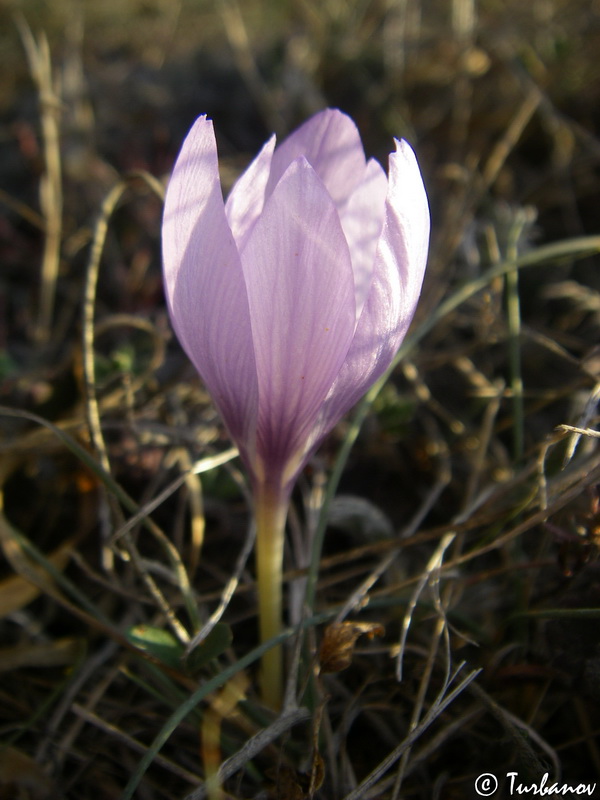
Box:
254 482 288 708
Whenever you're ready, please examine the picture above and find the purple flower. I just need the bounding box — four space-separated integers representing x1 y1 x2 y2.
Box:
162 109 429 495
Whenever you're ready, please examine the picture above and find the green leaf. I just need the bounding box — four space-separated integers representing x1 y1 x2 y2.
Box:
127 625 185 670
126 623 233 674
184 623 233 675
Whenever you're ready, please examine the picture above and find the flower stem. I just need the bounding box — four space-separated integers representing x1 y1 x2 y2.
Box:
254 481 288 708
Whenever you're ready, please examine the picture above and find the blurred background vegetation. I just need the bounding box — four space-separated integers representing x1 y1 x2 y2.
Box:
1 1 600 798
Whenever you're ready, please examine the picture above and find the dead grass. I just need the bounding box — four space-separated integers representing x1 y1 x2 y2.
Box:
1 0 600 798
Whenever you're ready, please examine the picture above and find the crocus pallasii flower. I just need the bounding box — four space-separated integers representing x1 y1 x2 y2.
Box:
162 108 430 706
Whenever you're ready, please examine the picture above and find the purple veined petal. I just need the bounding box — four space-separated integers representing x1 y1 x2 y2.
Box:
240 156 357 484
306 138 430 453
162 115 259 463
265 108 367 208
339 157 389 323
385 139 430 314
225 134 276 254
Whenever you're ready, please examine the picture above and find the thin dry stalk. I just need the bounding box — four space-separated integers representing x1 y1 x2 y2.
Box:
0 186 45 229
16 17 63 343
183 707 312 800
82 178 194 642
392 565 456 798
72 703 203 785
184 514 255 656
334 467 450 625
469 681 561 779
341 664 481 800
37 640 120 764
218 0 283 133
395 532 456 681
175 449 206 577
481 88 541 191
362 706 483 798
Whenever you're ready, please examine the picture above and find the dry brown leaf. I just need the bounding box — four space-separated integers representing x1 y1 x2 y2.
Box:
0 637 82 672
265 751 324 800
319 621 385 673
265 764 308 800
0 511 74 618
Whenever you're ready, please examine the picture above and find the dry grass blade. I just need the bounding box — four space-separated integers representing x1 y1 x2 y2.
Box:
217 0 283 134
0 186 45 229
3 4 600 796
184 707 312 800
0 498 74 607
481 87 541 191
563 421 600 435
71 703 204 786
120 620 326 800
0 405 198 640
341 665 481 800
16 15 63 343
360 706 483 798
111 448 237 546
0 533 73 618
35 640 120 765
396 532 456 681
469 682 561 780
82 180 130 475
81 177 201 641
0 638 81 672
185 513 255 655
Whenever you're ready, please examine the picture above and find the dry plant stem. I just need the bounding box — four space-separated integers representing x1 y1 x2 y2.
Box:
254 481 288 708
202 674 249 800
82 178 196 639
17 18 63 342
393 594 452 798
72 703 202 785
505 214 529 463
122 617 331 800
342 664 481 800
185 514 255 655
183 708 311 800
308 234 600 619
218 0 282 133
82 183 128 562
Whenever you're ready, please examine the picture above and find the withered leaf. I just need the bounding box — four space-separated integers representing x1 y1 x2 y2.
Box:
319 621 385 673
265 752 325 800
265 764 306 800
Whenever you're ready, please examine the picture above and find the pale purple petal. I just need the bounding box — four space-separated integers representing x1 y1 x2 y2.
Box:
163 111 429 493
240 157 357 480
225 134 276 253
306 138 430 451
162 116 259 458
339 158 388 322
385 139 430 313
265 109 367 207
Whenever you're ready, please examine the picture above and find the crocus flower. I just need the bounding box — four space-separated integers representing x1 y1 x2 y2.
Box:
163 108 429 705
